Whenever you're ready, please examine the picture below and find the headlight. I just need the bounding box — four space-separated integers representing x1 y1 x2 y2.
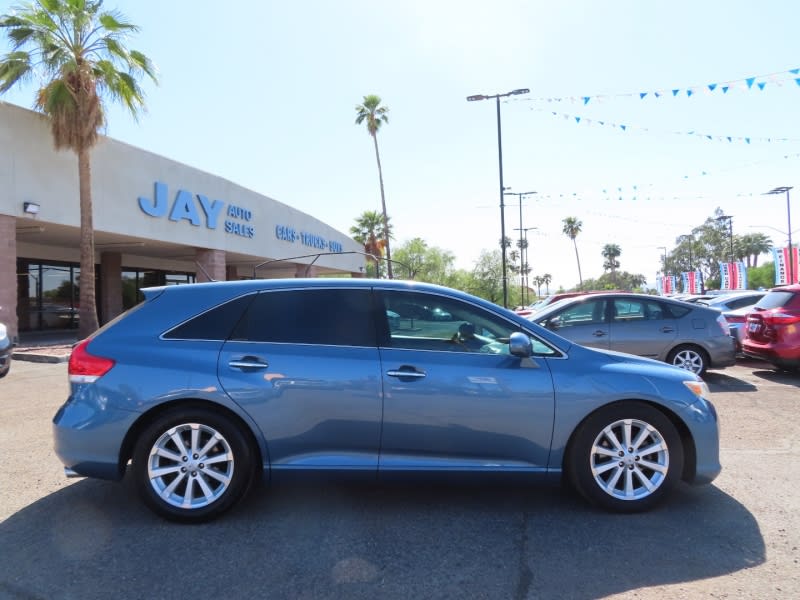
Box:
683 380 710 400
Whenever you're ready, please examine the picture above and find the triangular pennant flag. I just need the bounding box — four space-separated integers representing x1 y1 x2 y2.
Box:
795 78 800 87
654 92 661 98
575 117 581 123
727 136 732 142
687 89 694 97
672 89 680 96
746 77 755 88
708 83 717 91
639 92 647 99
722 86 730 93
745 137 751 144
583 97 591 105
620 125 627 131
757 82 766 90
790 68 800 74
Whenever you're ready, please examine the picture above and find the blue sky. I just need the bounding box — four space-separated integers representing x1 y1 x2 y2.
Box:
2 0 799 292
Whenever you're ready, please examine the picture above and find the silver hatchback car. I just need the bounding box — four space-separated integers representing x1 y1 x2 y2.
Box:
530 292 736 375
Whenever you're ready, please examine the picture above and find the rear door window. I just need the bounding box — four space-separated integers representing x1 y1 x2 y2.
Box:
230 288 377 347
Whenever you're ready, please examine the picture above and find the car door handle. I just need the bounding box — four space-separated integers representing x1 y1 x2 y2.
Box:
387 367 426 379
228 357 269 370
660 327 675 333
592 330 607 337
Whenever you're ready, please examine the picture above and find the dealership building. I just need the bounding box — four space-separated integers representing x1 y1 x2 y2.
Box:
0 101 365 340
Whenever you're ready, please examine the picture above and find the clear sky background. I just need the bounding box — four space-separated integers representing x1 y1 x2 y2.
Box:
2 0 799 293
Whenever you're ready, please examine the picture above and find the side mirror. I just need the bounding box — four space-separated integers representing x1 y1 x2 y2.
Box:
509 332 532 358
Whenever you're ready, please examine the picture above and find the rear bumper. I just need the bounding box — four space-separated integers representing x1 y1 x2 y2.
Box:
742 339 800 365
52 393 139 481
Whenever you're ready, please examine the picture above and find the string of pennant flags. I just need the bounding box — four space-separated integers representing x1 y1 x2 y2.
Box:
535 107 800 144
510 66 800 105
508 153 800 203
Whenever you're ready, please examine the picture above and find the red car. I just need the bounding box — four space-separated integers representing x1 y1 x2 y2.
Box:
742 284 800 372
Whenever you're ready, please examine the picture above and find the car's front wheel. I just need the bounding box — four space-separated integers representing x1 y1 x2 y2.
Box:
132 407 254 522
568 402 683 512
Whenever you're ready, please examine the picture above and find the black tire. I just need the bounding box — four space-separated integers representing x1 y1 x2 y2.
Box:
666 344 709 376
568 402 683 512
132 407 254 523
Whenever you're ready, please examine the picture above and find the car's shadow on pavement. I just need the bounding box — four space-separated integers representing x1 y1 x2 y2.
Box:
704 370 758 391
0 476 765 600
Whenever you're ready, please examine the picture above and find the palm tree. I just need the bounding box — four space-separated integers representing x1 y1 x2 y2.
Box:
602 243 622 285
562 217 584 290
350 210 392 277
735 233 773 267
355 94 393 278
1 0 156 338
541 273 552 294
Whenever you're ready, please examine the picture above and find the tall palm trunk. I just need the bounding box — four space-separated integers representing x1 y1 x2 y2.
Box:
372 134 392 279
572 239 583 290
78 147 99 337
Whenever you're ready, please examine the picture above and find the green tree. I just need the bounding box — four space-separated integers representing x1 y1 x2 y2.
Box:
392 238 455 284
747 261 775 289
1 0 156 337
601 243 622 284
562 217 584 290
355 94 393 278
470 249 504 304
350 210 392 277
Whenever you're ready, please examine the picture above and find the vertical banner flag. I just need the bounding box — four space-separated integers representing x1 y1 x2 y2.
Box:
658 275 677 295
719 262 747 290
681 270 703 294
772 246 800 285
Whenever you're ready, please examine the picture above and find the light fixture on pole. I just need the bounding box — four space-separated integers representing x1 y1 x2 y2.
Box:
467 87 530 308
764 187 795 285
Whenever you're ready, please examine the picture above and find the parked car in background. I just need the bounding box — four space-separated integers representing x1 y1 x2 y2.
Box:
697 291 766 312
54 279 720 522
742 284 800 371
516 290 622 317
529 292 736 375
723 305 753 354
0 320 12 378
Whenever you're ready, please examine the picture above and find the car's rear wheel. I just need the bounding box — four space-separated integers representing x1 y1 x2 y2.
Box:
667 345 708 375
568 402 683 512
132 407 254 523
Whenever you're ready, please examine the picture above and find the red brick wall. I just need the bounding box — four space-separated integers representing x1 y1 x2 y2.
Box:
195 248 226 282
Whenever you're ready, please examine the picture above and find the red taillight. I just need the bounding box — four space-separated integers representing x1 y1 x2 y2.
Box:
68 338 116 383
762 310 800 326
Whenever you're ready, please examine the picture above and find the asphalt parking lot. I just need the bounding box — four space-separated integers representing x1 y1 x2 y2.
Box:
1 360 798 600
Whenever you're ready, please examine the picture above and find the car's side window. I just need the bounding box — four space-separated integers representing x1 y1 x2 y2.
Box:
548 299 606 328
379 290 556 355
230 288 376 347
163 293 256 340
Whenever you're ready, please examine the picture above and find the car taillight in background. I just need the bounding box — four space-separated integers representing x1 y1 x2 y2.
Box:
724 314 747 324
715 314 730 336
68 338 115 383
760 310 800 326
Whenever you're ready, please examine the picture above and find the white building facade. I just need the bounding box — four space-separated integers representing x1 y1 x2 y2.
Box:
0 102 365 340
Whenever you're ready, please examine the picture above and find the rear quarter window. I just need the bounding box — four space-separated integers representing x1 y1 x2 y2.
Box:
163 293 256 340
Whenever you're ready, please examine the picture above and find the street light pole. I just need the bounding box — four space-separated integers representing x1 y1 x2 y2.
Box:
467 88 530 307
505 189 536 305
765 187 795 285
716 214 734 263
